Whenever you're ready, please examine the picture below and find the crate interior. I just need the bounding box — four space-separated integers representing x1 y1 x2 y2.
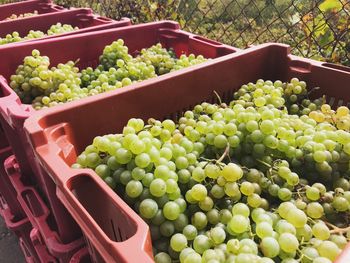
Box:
0 9 108 39
69 174 138 243
0 1 59 21
38 44 350 158
0 22 235 102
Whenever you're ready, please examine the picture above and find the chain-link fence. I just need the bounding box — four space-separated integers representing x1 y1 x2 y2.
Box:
1 0 350 66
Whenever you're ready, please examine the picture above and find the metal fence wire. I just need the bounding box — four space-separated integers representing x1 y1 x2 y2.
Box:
1 0 350 66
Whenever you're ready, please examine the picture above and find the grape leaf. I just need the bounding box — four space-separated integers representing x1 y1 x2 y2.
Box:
319 0 343 12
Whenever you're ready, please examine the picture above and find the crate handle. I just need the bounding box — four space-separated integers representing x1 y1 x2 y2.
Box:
93 15 113 23
55 173 154 263
189 35 240 55
5 157 50 221
191 35 223 47
51 4 66 11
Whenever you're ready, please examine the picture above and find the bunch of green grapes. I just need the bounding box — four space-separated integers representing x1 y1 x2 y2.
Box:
73 79 350 263
310 104 350 131
31 61 83 109
10 50 81 109
171 54 207 72
80 60 155 97
232 78 325 116
23 30 45 40
80 66 104 88
0 23 79 46
0 32 22 45
232 79 286 109
5 10 38 20
10 49 51 103
47 23 78 36
135 43 177 75
11 40 208 109
99 39 132 70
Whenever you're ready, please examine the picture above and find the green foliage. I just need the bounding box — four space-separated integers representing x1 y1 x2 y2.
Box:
0 0 349 66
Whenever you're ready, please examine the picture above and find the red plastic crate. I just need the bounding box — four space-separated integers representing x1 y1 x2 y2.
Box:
0 0 65 22
4 155 84 262
0 145 27 221
69 247 91 263
0 192 58 263
19 237 36 263
0 125 8 149
30 228 57 262
0 193 40 262
0 8 131 46
24 43 350 262
0 20 238 252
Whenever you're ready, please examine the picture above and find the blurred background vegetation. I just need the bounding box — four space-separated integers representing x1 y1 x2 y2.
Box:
2 0 349 66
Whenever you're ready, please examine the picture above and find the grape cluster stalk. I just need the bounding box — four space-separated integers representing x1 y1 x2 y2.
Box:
73 78 350 263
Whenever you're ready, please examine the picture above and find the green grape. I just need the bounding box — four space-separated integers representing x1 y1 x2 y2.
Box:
330 234 347 249
179 248 195 263
191 212 208 230
232 203 250 217
276 220 296 235
210 184 225 199
160 221 175 237
306 186 321 201
306 202 324 219
247 193 262 207
184 252 201 263
154 252 172 263
150 178 167 197
182 224 197 240
312 222 330 240
170 233 187 252
139 199 158 219
278 233 299 253
193 235 212 254
210 226 226 245
256 222 274 238
191 184 208 201
221 163 243 182
228 215 249 234
199 196 214 211
302 247 319 262
240 181 255 196
313 258 332 263
286 208 307 228
260 237 280 258
163 201 180 220
192 167 206 182
296 224 312 242
125 180 143 198
317 241 341 261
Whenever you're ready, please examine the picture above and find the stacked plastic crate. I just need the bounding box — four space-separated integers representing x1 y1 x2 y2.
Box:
0 0 131 261
1 1 350 263
22 43 350 263
0 1 241 261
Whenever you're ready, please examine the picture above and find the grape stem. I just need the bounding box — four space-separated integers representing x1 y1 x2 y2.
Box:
256 159 271 168
217 143 230 163
213 90 222 105
325 221 350 234
307 86 320 96
201 143 230 166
